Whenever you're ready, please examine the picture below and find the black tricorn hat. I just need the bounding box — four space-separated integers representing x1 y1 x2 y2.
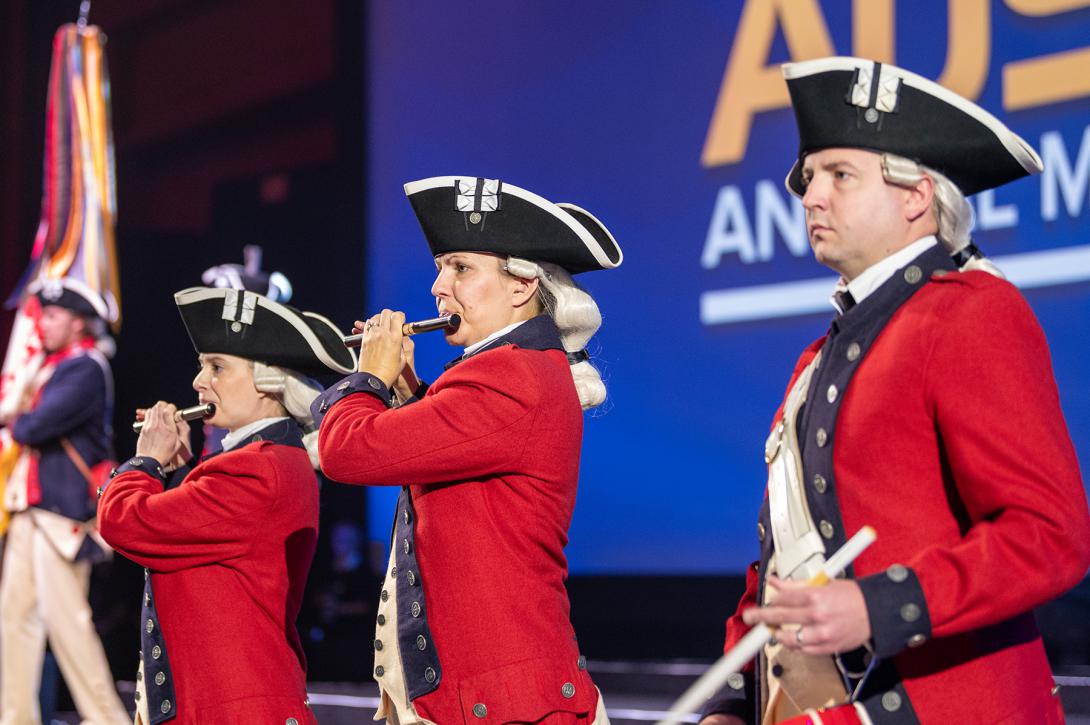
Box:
31 277 114 322
404 176 623 274
174 287 356 377
782 57 1043 197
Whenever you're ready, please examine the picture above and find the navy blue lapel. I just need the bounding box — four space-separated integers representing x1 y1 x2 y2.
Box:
444 315 564 370
201 418 305 462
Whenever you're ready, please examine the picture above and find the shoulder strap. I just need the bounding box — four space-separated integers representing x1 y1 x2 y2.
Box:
60 437 95 486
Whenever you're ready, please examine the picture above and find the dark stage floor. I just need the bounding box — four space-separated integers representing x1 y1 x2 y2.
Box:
44 662 1090 725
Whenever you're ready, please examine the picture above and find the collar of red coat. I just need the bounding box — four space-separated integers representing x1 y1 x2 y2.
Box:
42 336 96 367
444 314 564 370
27 337 97 410
201 417 305 461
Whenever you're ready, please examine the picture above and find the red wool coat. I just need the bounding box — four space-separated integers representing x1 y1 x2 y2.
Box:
722 267 1090 724
98 429 318 725
316 325 600 724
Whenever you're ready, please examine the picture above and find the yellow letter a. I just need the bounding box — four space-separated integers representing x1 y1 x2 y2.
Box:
701 0 836 169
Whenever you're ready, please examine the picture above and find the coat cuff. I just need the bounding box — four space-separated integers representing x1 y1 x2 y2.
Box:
700 670 752 722
857 563 932 658
310 372 393 425
397 380 430 407
99 456 167 497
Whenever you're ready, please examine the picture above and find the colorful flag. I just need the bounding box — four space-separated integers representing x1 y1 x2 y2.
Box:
0 23 119 533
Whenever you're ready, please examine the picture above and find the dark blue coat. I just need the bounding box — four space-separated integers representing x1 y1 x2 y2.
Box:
12 350 113 522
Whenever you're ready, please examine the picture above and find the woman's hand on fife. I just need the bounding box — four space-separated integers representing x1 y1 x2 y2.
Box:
171 409 194 468
393 336 421 402
355 309 407 388
135 401 182 466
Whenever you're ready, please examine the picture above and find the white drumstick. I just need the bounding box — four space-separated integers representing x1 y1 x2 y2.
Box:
655 526 877 725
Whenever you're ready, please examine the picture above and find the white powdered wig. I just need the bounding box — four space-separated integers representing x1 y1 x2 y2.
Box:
252 361 324 467
880 153 1005 279
505 257 606 410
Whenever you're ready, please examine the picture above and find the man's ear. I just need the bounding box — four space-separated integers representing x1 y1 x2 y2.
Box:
72 314 90 338
509 274 541 309
904 174 935 223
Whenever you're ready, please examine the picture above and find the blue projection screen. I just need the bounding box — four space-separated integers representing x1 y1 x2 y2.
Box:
364 2 1090 574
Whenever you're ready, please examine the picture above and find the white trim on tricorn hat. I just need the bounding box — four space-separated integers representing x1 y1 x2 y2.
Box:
30 277 114 322
174 287 355 376
781 56 1043 197
403 176 623 274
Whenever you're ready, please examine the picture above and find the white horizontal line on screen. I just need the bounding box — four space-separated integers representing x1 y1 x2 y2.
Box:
700 244 1090 325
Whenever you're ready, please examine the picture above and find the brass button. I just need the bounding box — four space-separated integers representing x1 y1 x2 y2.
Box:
134 690 141 702
864 108 879 123
901 603 921 623
407 570 417 586
416 634 427 650
819 520 835 539
577 655 587 670
727 672 745 690
473 702 488 718
377 614 386 626
813 474 827 494
903 265 922 284
469 212 483 225
816 428 828 447
374 639 383 651
907 633 927 648
391 565 398 577
932 269 948 278
375 665 385 677
887 564 909 583
145 619 155 634
756 522 766 542
826 384 838 404
424 667 436 683
319 400 329 413
882 691 902 711
368 377 383 390
152 645 162 660
403 538 411 554
337 381 351 391
403 509 411 525
846 342 861 362
411 601 421 618
154 671 166 686
287 719 299 725
144 592 150 606
561 682 576 698
161 700 172 714
381 589 389 602
231 321 243 333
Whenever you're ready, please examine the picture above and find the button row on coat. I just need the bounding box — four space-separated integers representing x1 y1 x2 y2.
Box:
471 682 578 719
885 564 928 649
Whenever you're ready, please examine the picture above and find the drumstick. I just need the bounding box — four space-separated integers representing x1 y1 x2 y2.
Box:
655 526 877 725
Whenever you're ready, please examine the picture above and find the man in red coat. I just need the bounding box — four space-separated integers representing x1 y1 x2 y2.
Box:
700 57 1090 725
98 287 356 724
313 177 622 724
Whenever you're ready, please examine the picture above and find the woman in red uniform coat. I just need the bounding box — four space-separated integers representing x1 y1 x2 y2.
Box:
312 177 622 724
98 287 356 725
